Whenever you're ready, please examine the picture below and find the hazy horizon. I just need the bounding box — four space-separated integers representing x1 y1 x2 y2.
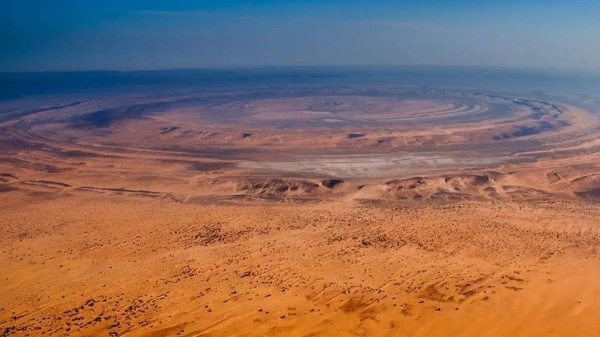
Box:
3 0 600 72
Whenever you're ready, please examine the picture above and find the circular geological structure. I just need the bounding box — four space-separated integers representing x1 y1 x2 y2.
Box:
1 85 599 202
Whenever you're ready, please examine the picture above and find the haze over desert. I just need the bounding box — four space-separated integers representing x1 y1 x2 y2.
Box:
4 1 600 336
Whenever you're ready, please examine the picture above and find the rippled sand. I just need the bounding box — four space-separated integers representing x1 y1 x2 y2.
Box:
1 87 600 336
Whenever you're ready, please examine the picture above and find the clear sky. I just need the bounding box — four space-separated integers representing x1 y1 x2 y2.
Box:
2 0 600 71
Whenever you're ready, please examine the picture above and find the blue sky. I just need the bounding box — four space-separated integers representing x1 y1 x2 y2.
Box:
2 0 600 71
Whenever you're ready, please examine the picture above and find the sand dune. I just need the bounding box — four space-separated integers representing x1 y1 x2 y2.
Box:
1 87 600 336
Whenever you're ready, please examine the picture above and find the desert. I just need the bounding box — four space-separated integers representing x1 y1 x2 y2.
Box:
1 69 600 337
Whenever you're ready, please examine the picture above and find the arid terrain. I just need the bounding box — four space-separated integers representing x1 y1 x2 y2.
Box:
2 81 600 336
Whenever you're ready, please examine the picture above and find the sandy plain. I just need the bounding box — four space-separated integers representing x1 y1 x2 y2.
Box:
1 87 600 336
